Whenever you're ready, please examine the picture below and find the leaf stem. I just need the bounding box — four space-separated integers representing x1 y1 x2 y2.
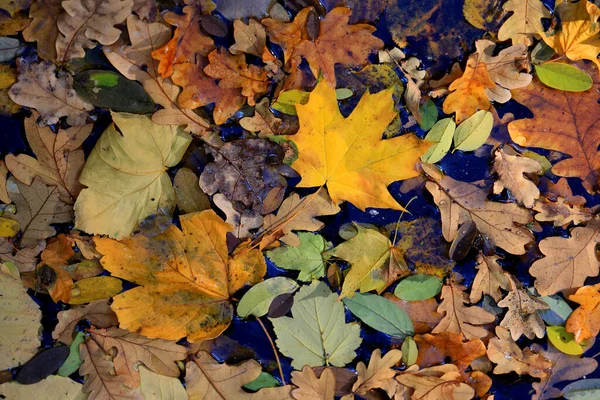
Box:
256 316 286 385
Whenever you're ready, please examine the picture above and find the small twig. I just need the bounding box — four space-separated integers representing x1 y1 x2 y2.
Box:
256 317 286 385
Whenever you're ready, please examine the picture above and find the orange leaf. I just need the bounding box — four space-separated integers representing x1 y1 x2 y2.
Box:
442 54 495 123
94 210 266 342
40 234 75 268
566 284 600 343
414 332 486 372
384 294 442 335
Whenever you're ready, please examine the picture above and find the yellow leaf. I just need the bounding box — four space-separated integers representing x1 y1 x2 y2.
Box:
498 0 551 45
68 276 123 305
286 79 431 211
0 217 19 237
74 112 191 239
95 210 266 342
542 1 600 70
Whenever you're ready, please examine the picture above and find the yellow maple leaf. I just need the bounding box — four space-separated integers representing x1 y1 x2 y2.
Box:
542 0 600 69
94 210 266 342
286 79 431 211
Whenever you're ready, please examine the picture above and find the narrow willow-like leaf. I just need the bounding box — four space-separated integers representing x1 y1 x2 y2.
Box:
535 62 593 92
453 110 493 152
394 274 443 301
563 379 600 399
343 292 413 339
421 118 455 163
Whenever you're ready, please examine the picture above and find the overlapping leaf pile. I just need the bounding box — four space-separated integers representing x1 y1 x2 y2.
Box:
1 0 600 399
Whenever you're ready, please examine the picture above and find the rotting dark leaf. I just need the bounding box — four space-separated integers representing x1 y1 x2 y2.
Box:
200 15 229 37
449 220 478 261
15 346 70 384
306 8 321 40
268 292 294 318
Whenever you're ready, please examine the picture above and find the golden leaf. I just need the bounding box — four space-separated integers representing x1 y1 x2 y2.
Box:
566 283 600 343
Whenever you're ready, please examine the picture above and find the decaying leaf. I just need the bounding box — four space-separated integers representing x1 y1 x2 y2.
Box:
270 281 361 369
492 148 542 208
292 366 335 400
498 0 551 45
0 238 45 272
230 19 267 57
213 194 264 239
53 299 118 345
486 326 551 378
95 210 266 342
263 7 383 87
185 351 293 399
21 0 62 61
74 112 191 239
565 283 600 343
529 217 600 296
0 266 42 370
534 197 594 228
348 349 402 399
240 98 284 136
470 254 509 303
433 278 496 340
56 0 134 62
9 59 93 126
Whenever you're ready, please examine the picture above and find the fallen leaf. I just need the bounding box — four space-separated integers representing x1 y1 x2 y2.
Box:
104 15 211 134
508 74 600 193
492 147 542 208
498 0 551 45
486 326 551 378
0 62 19 114
213 194 264 239
69 276 123 304
0 266 41 369
547 325 584 355
133 0 157 21
38 264 74 303
0 161 9 204
0 375 83 400
325 225 408 298
348 348 402 399
270 280 361 369
497 275 549 340
531 343 598 400
343 292 414 338
0 238 45 272
204 48 270 106
541 0 600 70
139 365 187 400
9 59 93 126
5 177 73 248
40 234 74 267
267 232 330 281
287 78 430 211
565 283 600 343
384 295 443 335
74 112 191 239
529 217 600 296
396 364 475 400
433 278 495 340
462 0 505 32
260 191 341 248
425 167 534 255
5 112 92 204
453 110 493 152
21 0 62 61
240 98 284 136
15 346 70 384
263 7 383 87
237 277 299 318
415 332 486 372
0 0 31 16
186 351 293 399
53 299 118 345
199 138 292 215
442 54 495 123
535 61 594 92
56 0 134 62
292 366 335 400
95 210 266 342
230 19 266 57
173 167 211 214
470 254 510 303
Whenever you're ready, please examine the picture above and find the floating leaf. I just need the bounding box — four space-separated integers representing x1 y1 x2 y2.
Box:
547 326 584 356
498 0 551 45
0 375 83 400
402 337 418 366
15 346 70 384
563 379 600 400
291 367 335 400
350 348 402 399
139 365 188 400
245 372 281 391
58 331 86 377
267 233 330 282
237 277 299 318
453 110 493 152
566 284 600 343
421 118 456 164
394 274 443 301
492 147 542 208
69 276 123 305
535 62 593 92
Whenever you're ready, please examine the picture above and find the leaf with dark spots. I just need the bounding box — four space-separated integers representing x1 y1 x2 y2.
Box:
200 138 296 216
15 346 70 384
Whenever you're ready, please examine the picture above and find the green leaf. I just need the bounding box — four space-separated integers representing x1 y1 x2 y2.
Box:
453 110 493 152
73 70 155 113
270 281 362 369
58 332 85 377
343 292 414 339
419 99 438 131
531 41 555 65
420 118 456 163
237 277 299 318
401 336 418 366
272 90 310 115
243 372 280 391
394 274 443 301
535 62 593 92
547 326 584 355
336 88 353 100
539 294 573 326
267 233 330 281
563 379 600 399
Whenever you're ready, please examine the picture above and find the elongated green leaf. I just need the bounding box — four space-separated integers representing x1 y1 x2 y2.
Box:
243 372 280 391
563 379 600 399
58 331 85 377
270 281 362 369
343 292 413 339
453 110 493 152
267 233 329 281
394 274 443 300
419 99 438 131
237 277 299 318
401 336 418 366
547 326 584 355
535 62 593 92
421 118 456 163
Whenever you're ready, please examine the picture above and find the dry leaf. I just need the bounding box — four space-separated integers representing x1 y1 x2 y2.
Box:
350 348 402 398
133 0 157 21
186 351 293 399
415 332 486 372
566 283 600 343
292 366 335 400
425 167 534 255
384 295 443 335
529 217 600 296
534 197 594 228
56 0 134 62
213 194 264 239
53 299 118 345
5 112 92 204
492 148 542 208
39 263 74 303
240 98 284 136
497 275 548 340
230 19 267 57
0 161 9 204
173 167 211 214
0 375 84 400
508 76 600 193
498 0 551 45
263 7 383 87
433 278 496 340
442 54 495 123
95 210 266 342
0 238 45 272
9 59 93 126
22 0 62 61
470 254 509 303
396 364 475 400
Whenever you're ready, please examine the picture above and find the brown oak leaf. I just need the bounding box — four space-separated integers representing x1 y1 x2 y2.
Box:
396 364 475 400
470 254 510 303
21 0 62 61
239 98 284 136
534 198 594 228
492 147 542 208
347 349 402 399
53 300 118 345
0 238 45 272
292 366 335 400
230 19 267 57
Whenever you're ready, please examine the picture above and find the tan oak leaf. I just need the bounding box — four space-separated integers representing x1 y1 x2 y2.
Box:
497 275 548 340
292 366 335 400
492 147 542 208
469 254 510 303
